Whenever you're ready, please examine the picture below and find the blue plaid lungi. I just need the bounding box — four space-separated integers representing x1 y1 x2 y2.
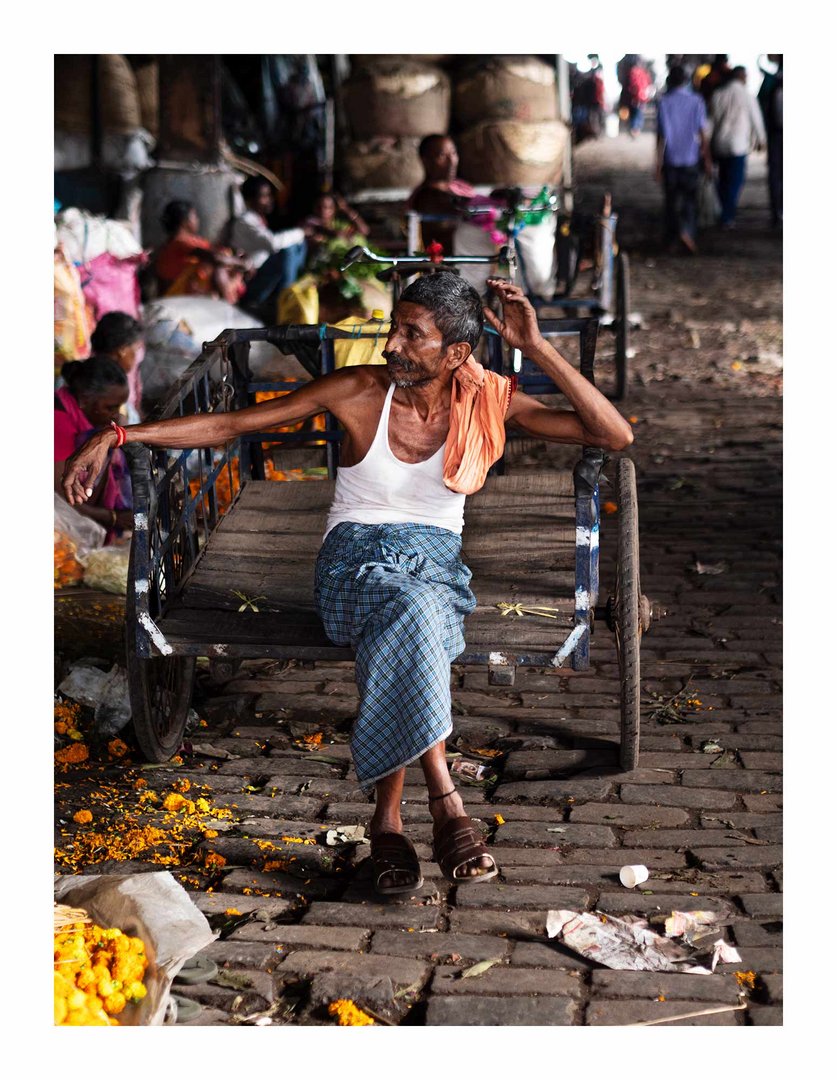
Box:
314 522 477 789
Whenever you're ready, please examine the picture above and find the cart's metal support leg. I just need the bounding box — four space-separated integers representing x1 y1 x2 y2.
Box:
571 449 605 671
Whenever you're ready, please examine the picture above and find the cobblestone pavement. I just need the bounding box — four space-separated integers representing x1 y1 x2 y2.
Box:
54 132 782 1027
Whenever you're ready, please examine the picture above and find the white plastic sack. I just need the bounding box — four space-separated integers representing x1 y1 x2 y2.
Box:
55 206 143 265
83 545 130 595
54 127 156 178
453 222 499 294
698 175 722 229
57 661 132 735
516 216 558 300
54 871 217 1025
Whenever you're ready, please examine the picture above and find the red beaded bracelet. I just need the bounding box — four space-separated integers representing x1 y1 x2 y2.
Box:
109 421 127 447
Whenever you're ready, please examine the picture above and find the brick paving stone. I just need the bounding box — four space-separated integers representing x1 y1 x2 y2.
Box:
742 794 782 811
425 995 578 1025
305 972 401 1019
487 803 591 822
430 964 582 996
215 758 281 776
699 812 781 829
229 924 371 951
213 793 326 817
277 950 431 992
747 1005 783 1026
737 752 783 770
606 768 677 784
619 784 737 809
503 749 614 777
293 778 367 801
509 941 596 971
491 779 617 803
731 921 783 947
369 931 513 964
715 734 782 751
569 803 690 827
621 829 747 848
177 1006 231 1026
597 892 737 916
759 974 783 1002
493 822 618 847
174 977 274 1013
680 771 782 793
193 893 295 919
221 868 344 900
585 999 742 1025
636 871 767 894
718 947 783 973
204 941 284 973
692 846 782 870
500 864 621 887
447 910 547 937
738 894 784 918
454 884 590 910
302 901 442 931
752 824 782 843
262 759 347 779
590 971 742 1003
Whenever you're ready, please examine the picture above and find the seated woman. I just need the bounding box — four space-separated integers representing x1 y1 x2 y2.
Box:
303 192 369 262
155 200 250 305
55 357 133 544
89 311 144 423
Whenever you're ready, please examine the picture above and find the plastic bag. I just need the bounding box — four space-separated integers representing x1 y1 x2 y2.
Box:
57 660 132 735
83 545 131 595
54 871 217 1025
54 246 93 367
55 494 106 588
698 175 722 228
278 273 319 325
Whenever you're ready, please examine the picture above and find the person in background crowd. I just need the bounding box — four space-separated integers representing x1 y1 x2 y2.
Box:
303 192 370 263
625 60 652 137
709 66 766 230
699 54 732 104
656 65 712 254
55 357 133 544
408 135 476 255
572 58 606 143
758 55 783 228
229 176 308 323
155 201 251 304
90 312 145 423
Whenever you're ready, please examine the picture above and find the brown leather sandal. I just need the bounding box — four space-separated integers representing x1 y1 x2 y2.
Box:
432 816 499 886
369 832 424 896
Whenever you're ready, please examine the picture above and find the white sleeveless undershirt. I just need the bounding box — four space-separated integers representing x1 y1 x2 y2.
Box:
323 382 466 538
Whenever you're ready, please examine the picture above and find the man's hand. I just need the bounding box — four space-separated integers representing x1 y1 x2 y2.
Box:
62 430 116 507
483 279 543 354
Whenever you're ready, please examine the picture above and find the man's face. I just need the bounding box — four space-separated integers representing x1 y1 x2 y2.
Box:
422 138 459 183
383 301 456 388
250 183 274 217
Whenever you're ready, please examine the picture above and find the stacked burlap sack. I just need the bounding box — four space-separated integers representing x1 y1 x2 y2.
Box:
341 57 451 190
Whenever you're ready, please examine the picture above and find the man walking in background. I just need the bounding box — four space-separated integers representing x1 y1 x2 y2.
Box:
709 66 766 230
656 65 712 254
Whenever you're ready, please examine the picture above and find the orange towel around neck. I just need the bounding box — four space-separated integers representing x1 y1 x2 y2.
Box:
443 356 516 495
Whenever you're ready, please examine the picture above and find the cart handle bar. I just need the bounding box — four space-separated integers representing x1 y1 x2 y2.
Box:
340 245 503 271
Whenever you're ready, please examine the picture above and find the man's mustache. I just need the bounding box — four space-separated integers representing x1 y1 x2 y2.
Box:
382 350 414 370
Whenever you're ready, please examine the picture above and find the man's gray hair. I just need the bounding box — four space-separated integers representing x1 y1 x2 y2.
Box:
400 272 484 352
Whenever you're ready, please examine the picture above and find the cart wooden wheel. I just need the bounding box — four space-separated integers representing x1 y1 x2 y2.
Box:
615 457 642 770
613 251 630 401
126 630 196 762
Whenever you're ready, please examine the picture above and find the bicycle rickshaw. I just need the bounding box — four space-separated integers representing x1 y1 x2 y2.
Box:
122 304 655 774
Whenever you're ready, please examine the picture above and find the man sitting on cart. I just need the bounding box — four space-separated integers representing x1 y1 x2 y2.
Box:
63 275 633 895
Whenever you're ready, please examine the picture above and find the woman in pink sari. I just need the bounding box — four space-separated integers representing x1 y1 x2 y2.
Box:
54 357 132 544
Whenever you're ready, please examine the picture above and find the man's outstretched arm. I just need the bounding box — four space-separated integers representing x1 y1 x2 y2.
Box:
62 367 364 507
484 278 634 451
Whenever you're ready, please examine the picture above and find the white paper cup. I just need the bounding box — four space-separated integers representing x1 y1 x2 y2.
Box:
619 864 649 888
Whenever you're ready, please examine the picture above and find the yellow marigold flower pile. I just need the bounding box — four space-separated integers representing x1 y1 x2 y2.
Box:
328 999 375 1026
54 920 148 1026
72 810 93 825
55 743 89 765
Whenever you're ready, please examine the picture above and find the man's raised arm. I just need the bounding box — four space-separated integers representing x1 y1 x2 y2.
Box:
483 278 634 452
62 367 360 508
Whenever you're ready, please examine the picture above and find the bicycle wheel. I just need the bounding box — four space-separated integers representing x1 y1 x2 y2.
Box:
613 251 631 401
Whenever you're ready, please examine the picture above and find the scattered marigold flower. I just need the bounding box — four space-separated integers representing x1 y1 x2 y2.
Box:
172 779 191 793
731 361 743 371
602 501 618 515
303 732 324 746
204 852 226 870
195 798 211 813
689 891 699 896
68 729 85 741
108 739 128 758
203 829 219 840
133 778 148 790
171 756 183 765
199 719 208 728
328 999 375 1026
263 860 288 872
494 814 506 825
54 722 68 735
657 994 666 1002
224 909 242 916
73 810 93 824
628 416 639 424
735 971 757 989
55 743 89 765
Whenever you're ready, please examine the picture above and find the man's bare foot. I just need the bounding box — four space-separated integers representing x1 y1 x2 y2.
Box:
429 789 497 880
679 230 698 254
